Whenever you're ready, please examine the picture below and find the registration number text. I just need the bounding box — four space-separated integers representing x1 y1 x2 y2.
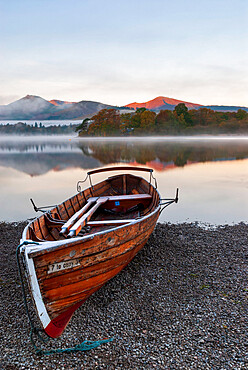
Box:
48 259 80 274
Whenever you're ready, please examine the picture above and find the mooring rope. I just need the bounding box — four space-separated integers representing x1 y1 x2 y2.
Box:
30 331 114 356
16 241 114 355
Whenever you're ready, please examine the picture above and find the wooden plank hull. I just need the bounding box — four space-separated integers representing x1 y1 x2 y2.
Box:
20 170 161 338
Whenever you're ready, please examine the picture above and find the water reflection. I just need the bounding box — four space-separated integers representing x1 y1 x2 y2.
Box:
0 136 247 175
0 137 100 175
77 139 248 169
0 136 247 223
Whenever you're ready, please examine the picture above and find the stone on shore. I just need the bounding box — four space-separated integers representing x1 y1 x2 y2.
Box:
0 221 247 369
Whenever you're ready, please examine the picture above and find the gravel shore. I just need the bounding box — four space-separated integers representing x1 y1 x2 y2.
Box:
0 221 247 369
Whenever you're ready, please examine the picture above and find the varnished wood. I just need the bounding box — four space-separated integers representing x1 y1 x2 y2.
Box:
35 220 153 279
123 174 126 195
44 214 64 227
31 211 157 263
21 170 161 338
46 236 150 319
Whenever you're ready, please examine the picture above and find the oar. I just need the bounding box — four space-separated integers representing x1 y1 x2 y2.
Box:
60 198 97 236
68 197 109 237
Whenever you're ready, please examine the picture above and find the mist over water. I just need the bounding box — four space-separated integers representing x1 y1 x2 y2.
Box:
74 135 248 141
0 135 247 224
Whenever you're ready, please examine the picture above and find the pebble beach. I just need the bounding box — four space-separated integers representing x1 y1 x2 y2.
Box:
0 221 247 369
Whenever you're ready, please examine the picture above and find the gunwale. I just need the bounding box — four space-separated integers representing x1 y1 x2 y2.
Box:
21 176 161 258
23 203 160 258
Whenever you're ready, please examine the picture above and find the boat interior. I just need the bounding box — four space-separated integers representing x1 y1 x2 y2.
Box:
25 173 160 243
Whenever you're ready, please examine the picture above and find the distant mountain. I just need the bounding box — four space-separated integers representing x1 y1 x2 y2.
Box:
40 100 118 120
125 96 202 111
0 95 119 120
0 95 247 120
125 96 248 113
0 95 58 120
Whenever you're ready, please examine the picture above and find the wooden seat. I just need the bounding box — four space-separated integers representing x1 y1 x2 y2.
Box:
80 194 152 203
100 194 152 212
68 197 109 237
96 194 151 202
60 198 97 235
88 220 133 227
59 194 152 238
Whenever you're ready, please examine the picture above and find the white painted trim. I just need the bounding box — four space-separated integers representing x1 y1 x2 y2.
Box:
22 246 51 328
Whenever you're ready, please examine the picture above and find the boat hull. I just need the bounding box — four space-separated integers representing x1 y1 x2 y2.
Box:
22 209 159 338
20 169 161 338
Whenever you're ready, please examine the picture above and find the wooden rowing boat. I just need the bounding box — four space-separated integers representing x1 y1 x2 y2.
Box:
19 166 177 338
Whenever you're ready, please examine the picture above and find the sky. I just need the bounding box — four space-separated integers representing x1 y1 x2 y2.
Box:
0 0 247 107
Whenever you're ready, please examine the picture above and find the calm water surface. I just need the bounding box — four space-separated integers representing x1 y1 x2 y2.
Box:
0 135 247 224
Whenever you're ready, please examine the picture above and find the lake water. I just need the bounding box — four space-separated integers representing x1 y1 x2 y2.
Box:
0 135 247 225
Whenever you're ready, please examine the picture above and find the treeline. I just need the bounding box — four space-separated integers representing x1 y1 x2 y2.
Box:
0 122 78 135
77 104 248 136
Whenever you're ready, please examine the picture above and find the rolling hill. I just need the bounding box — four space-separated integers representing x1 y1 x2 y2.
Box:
125 96 248 113
125 96 202 111
0 95 247 120
0 95 120 120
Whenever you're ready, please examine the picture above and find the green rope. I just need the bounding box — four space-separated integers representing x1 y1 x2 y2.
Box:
30 327 114 355
17 240 114 355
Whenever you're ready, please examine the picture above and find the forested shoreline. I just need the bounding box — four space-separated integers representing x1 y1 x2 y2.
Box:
0 104 247 136
77 104 248 136
0 122 77 135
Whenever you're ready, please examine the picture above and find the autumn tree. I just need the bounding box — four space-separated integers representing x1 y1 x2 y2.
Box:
190 108 217 126
130 108 156 134
120 113 133 134
236 109 248 120
155 110 179 133
174 103 188 117
174 103 193 126
87 109 121 136
140 110 156 131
